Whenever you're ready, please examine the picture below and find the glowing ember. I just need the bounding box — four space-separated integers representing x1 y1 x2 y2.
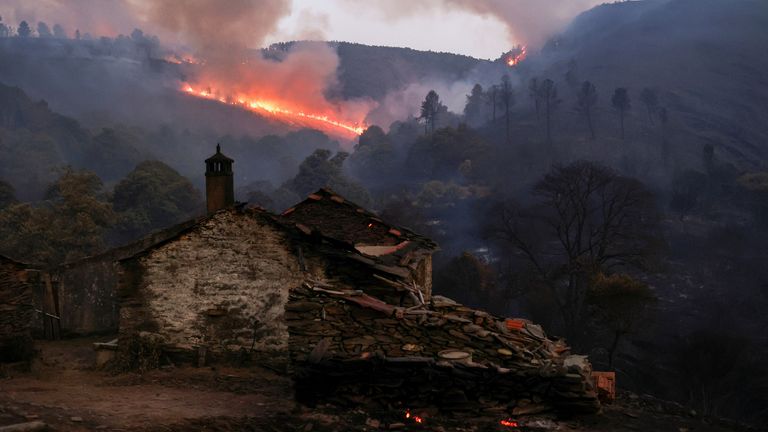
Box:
506 46 527 67
500 418 519 427
180 84 366 137
405 409 424 424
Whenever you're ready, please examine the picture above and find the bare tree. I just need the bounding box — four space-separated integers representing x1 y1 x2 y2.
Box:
612 88 631 140
529 78 542 122
576 81 598 140
488 85 498 123
486 161 660 336
640 87 659 125
499 74 515 145
541 79 560 144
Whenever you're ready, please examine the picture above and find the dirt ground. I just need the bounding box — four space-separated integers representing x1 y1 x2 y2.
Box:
0 338 760 431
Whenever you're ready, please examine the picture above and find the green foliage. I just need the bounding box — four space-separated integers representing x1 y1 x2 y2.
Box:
406 125 490 181
112 160 201 242
435 252 498 308
349 126 398 185
587 272 656 368
0 168 114 265
420 90 442 134
283 149 370 206
463 84 488 127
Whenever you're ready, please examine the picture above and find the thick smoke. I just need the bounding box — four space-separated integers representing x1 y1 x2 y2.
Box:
345 0 606 49
0 0 141 37
137 0 291 53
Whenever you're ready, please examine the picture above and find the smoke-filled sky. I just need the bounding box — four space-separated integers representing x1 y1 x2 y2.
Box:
0 0 607 58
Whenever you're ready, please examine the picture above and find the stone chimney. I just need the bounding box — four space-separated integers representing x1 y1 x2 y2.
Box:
205 144 234 214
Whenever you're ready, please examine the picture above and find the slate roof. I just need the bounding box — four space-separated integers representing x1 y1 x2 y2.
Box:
280 188 439 276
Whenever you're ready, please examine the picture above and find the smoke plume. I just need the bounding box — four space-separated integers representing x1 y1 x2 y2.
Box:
344 0 606 49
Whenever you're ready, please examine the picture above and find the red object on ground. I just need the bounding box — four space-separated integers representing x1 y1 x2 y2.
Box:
591 371 616 402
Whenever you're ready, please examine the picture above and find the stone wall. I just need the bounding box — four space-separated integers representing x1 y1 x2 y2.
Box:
0 257 33 361
118 210 305 362
287 282 601 415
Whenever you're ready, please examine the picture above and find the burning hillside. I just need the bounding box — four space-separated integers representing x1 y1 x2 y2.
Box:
505 45 528 67
181 84 366 137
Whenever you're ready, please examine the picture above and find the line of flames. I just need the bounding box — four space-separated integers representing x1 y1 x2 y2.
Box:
181 85 366 136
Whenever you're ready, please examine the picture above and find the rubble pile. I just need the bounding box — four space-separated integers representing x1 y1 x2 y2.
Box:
287 280 601 416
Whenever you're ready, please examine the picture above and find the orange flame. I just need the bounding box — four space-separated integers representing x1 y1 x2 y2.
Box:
500 418 519 427
164 54 203 65
181 84 366 137
506 46 527 67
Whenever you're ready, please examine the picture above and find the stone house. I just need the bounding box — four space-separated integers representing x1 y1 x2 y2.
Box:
115 145 438 364
112 146 600 414
0 255 34 361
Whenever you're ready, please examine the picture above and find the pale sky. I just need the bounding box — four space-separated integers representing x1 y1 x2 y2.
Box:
266 0 513 60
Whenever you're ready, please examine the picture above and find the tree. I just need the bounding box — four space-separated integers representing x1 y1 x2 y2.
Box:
670 170 707 223
17 21 31 38
702 143 715 175
463 84 487 127
284 149 371 206
52 23 67 39
612 88 631 140
658 107 670 165
576 81 598 140
36 21 52 38
565 59 580 89
486 161 660 338
0 180 16 209
488 85 498 122
0 16 10 38
435 252 498 310
498 74 515 145
355 125 388 150
587 273 656 369
420 90 442 134
541 79 560 144
0 168 114 264
639 88 659 125
112 160 202 242
529 78 542 122
349 126 398 185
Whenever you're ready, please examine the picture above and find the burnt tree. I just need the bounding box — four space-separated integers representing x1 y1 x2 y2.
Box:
486 161 660 339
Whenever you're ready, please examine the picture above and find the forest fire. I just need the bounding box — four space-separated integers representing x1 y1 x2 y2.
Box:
180 84 366 137
506 46 527 67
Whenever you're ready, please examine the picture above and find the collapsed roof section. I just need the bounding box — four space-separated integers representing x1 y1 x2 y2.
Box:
280 188 439 278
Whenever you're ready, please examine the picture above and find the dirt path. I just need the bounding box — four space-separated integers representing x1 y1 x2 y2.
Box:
0 338 293 431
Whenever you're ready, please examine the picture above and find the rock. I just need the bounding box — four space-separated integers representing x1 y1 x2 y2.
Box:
70 416 83 422
365 418 381 428
511 404 550 416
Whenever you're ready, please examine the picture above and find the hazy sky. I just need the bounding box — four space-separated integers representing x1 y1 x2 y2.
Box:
267 0 512 60
0 0 605 60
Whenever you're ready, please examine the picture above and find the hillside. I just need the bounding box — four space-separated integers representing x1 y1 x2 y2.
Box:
531 0 768 168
